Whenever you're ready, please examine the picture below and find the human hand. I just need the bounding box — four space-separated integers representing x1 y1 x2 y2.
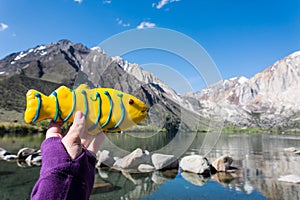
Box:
31 111 104 200
46 111 105 159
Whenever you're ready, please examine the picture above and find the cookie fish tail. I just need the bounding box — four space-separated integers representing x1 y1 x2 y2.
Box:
24 89 55 124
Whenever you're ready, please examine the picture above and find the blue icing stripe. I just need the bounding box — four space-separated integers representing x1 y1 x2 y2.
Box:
88 92 101 131
81 90 89 116
100 91 113 129
63 90 76 122
52 91 59 122
32 93 42 123
108 93 125 131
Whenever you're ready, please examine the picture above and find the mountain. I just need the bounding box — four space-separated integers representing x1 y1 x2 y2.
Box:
0 39 299 131
183 51 300 130
0 40 88 85
112 56 182 103
0 40 205 132
114 51 300 130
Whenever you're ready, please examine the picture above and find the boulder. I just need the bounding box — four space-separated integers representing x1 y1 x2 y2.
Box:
3 154 17 161
211 155 233 172
96 150 115 168
138 164 155 172
17 147 36 160
278 174 300 183
179 155 210 174
284 147 297 152
25 154 42 167
113 148 151 169
294 150 300 155
113 157 121 161
0 147 17 161
0 147 6 157
0 147 10 159
112 157 123 169
151 153 179 170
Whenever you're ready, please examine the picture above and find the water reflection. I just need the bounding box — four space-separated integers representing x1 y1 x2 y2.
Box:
91 168 178 200
1 133 300 199
91 133 300 200
188 134 300 200
145 174 268 200
90 167 268 200
0 160 40 200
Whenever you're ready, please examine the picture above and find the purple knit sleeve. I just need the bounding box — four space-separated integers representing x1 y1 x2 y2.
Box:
31 137 96 200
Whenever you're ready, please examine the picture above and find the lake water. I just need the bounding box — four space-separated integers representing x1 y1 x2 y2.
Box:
0 132 300 200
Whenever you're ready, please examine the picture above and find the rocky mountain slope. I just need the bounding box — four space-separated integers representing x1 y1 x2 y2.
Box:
111 50 300 130
0 40 299 131
0 40 205 132
184 51 300 129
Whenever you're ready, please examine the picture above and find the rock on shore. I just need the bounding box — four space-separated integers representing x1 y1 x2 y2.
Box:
112 148 151 169
151 153 178 170
0 147 17 161
211 155 233 172
179 155 211 174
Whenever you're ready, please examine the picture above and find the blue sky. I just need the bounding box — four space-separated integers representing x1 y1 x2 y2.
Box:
0 0 300 92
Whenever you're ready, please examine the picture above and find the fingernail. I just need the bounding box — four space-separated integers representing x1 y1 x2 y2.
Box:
75 111 84 120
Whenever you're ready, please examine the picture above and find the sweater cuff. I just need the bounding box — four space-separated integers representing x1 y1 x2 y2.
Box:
40 137 96 181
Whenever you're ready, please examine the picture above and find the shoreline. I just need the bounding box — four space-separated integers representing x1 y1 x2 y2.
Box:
0 122 300 136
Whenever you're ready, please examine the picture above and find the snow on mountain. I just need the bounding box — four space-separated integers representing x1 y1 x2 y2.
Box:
185 51 300 128
112 56 184 103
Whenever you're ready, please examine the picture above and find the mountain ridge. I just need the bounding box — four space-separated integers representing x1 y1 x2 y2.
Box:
0 40 205 132
0 40 299 131
186 51 300 129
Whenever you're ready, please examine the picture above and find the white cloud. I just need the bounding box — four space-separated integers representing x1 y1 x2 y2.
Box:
0 23 8 31
116 18 130 27
103 0 112 4
153 0 180 9
137 21 156 29
74 0 83 3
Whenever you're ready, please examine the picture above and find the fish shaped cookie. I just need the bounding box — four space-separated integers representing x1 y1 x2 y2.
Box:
24 84 148 134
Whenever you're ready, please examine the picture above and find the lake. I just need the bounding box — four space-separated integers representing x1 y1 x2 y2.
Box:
0 132 300 200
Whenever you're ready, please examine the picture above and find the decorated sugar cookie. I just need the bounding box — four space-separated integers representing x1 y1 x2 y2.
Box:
24 84 148 134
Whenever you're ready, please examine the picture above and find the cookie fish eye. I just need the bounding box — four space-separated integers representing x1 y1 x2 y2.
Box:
128 99 134 105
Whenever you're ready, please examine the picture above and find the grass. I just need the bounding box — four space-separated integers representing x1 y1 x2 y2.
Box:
0 120 73 136
0 122 43 136
221 125 300 134
221 125 267 134
126 125 165 133
1 121 300 137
